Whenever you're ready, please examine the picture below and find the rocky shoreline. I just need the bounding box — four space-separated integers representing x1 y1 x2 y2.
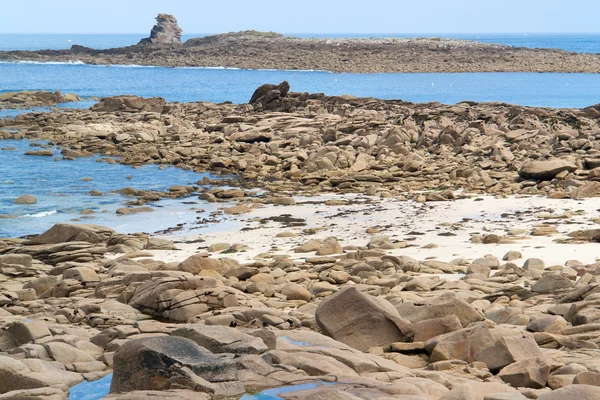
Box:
0 90 81 110
2 85 600 200
1 14 600 73
2 190 600 399
3 87 600 399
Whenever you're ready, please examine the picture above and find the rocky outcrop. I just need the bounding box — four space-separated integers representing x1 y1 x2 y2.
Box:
8 86 600 199
138 14 182 46
123 276 266 322
249 81 291 110
26 224 114 245
0 90 80 110
90 95 166 113
3 26 600 72
7 88 600 399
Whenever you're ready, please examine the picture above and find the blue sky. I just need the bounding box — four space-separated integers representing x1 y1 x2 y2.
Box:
1 0 598 34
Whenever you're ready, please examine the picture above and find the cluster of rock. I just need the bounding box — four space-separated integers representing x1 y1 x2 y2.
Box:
1 14 600 72
137 14 183 46
2 219 600 398
4 85 600 201
0 90 80 110
5 85 600 398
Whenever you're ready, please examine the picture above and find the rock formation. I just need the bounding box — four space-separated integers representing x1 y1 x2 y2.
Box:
3 25 600 72
6 86 600 398
138 14 182 46
0 90 79 110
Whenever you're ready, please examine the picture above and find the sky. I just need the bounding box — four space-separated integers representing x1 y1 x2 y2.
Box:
0 0 598 34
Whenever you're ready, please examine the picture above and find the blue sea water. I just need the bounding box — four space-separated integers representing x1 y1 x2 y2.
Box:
0 139 226 238
1 33 599 53
68 373 112 400
1 62 600 108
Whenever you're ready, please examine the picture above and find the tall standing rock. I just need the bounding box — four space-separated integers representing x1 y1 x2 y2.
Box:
138 14 182 46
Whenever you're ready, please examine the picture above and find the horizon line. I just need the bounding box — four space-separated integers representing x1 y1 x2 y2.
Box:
2 31 600 35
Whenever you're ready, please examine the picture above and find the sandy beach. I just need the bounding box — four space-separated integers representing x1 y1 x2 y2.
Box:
146 194 600 268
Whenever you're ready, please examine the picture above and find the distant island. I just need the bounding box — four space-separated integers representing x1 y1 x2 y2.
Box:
1 13 600 73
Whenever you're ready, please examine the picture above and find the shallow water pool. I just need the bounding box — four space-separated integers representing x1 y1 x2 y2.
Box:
0 139 227 237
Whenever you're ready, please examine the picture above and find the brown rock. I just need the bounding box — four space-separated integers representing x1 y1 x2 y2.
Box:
138 14 183 46
315 286 413 351
519 160 577 181
498 356 552 389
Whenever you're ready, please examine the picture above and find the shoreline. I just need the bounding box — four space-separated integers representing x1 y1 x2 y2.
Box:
3 89 600 199
5 13 600 400
3 88 600 397
3 32 600 73
148 193 600 268
7 58 600 75
3 191 600 398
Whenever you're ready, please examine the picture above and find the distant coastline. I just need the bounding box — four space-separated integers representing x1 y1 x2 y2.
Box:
2 30 600 73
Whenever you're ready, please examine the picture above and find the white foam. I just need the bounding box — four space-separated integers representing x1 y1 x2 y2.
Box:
23 210 57 218
0 60 85 66
0 60 333 73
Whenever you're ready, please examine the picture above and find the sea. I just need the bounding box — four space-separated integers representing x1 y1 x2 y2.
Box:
0 33 599 240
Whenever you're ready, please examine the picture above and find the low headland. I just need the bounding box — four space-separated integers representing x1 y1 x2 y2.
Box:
1 14 600 73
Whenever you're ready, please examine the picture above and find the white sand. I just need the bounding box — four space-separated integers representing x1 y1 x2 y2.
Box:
149 194 600 268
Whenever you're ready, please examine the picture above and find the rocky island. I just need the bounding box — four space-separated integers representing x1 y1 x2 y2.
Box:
2 85 600 398
1 14 600 73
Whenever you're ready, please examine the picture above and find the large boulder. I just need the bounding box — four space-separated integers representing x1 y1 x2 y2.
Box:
498 356 552 389
249 81 290 108
110 336 237 393
26 223 114 245
315 287 413 351
531 274 573 293
137 14 182 46
473 334 545 371
518 159 577 180
425 325 544 368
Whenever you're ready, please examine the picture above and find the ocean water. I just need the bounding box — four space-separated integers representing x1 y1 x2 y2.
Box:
1 33 599 53
68 373 112 400
1 62 600 108
0 139 226 238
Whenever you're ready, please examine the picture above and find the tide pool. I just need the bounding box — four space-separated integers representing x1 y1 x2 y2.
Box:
68 373 112 400
0 139 227 238
241 381 335 400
